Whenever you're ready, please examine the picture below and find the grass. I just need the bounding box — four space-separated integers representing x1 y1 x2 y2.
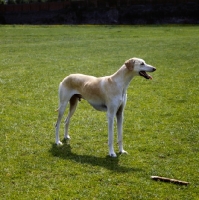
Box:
0 25 199 199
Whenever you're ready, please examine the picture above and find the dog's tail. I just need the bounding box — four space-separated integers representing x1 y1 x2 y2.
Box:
55 82 64 112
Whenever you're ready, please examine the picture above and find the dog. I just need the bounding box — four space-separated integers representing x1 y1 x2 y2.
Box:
55 58 156 157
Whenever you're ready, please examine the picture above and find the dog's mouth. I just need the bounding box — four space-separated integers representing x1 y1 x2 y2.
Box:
139 71 153 80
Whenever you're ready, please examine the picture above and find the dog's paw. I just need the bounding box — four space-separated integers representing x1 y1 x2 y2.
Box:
119 150 128 155
64 135 71 140
109 152 117 157
56 141 63 146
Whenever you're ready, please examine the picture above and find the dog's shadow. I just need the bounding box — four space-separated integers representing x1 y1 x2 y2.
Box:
49 141 143 173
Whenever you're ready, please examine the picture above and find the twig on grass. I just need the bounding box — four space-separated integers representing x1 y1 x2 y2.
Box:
151 176 189 185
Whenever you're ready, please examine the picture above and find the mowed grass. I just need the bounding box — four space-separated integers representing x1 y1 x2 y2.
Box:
0 25 199 199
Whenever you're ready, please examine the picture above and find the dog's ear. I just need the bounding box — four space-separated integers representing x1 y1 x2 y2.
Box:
125 59 134 71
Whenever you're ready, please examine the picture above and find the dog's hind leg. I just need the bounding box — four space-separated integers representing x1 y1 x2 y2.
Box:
55 84 70 145
55 103 67 145
64 95 79 140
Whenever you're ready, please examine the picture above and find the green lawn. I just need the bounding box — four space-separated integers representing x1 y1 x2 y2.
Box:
0 25 199 199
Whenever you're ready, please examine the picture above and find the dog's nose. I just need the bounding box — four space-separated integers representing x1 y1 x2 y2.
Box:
153 67 156 72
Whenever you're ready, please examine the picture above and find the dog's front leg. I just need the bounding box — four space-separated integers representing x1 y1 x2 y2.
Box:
116 107 128 155
107 111 117 157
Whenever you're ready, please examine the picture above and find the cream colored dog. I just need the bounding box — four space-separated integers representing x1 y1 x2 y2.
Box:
55 58 156 157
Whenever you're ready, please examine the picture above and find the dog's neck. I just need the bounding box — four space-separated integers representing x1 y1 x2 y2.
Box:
111 64 135 90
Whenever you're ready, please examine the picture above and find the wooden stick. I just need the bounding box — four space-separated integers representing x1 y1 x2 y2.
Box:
151 176 189 185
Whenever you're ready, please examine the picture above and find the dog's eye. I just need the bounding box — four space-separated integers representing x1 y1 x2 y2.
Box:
141 62 144 65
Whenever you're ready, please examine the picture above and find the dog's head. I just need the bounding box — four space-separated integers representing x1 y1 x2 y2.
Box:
125 58 156 79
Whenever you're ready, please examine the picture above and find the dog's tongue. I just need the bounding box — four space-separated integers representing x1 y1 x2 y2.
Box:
139 71 153 80
149 75 153 80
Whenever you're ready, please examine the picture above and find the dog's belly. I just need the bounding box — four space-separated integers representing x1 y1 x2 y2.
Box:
89 102 107 111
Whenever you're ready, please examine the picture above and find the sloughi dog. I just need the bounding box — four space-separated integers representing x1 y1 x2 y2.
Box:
55 58 156 157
